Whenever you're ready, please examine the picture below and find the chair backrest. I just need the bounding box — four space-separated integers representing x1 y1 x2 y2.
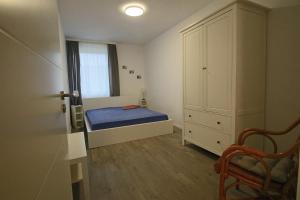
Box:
238 117 300 153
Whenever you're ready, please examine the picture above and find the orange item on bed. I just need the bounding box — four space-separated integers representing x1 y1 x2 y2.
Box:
122 105 140 110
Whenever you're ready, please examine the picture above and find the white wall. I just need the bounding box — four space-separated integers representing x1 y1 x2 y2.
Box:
144 27 183 127
265 6 300 198
117 43 145 99
265 5 300 152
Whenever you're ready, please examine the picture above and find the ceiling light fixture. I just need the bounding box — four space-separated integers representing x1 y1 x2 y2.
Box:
124 5 144 17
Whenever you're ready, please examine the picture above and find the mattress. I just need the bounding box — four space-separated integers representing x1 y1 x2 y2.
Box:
86 107 169 131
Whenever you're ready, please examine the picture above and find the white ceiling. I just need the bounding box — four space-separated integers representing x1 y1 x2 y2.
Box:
58 0 212 44
250 0 300 8
58 0 300 45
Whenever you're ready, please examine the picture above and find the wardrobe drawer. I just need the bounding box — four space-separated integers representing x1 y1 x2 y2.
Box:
184 109 232 133
184 123 231 155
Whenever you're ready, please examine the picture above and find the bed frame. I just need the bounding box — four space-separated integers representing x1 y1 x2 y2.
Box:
83 96 174 148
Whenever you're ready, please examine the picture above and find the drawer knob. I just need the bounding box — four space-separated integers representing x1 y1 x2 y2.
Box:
188 130 192 133
217 121 221 125
217 141 221 144
188 115 192 118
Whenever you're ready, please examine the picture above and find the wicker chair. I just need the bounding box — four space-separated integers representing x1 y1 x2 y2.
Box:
215 118 300 200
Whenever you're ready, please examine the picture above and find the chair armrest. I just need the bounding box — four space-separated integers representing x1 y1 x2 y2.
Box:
237 117 300 153
218 145 272 189
221 144 267 160
216 145 267 174
217 141 300 189
237 129 278 153
264 140 300 159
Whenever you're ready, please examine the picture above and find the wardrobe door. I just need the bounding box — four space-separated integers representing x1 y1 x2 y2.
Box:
183 26 205 110
205 12 233 115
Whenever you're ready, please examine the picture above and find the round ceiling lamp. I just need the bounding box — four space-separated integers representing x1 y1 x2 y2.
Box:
124 5 144 17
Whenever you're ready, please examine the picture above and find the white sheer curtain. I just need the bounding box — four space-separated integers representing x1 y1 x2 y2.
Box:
79 42 110 98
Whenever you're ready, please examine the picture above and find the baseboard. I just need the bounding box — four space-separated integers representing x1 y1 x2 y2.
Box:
173 123 183 129
173 125 182 133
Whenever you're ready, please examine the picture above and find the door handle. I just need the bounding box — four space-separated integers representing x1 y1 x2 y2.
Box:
202 67 207 70
60 90 79 100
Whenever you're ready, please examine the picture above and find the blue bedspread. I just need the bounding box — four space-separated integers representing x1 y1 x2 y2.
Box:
86 107 168 131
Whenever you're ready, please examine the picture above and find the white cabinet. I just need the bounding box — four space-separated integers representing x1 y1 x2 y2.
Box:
184 123 231 156
182 2 267 155
206 12 233 115
183 26 205 110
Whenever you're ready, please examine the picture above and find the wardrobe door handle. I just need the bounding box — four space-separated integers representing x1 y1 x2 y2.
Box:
202 67 207 70
217 121 221 125
188 130 192 133
217 141 220 144
188 115 192 118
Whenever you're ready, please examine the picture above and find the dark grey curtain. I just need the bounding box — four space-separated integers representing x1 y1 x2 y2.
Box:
66 40 82 105
107 44 120 96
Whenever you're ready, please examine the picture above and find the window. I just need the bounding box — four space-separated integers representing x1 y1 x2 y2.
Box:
79 43 110 98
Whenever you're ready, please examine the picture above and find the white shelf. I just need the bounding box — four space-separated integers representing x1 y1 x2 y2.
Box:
67 132 90 200
67 132 87 160
71 105 84 129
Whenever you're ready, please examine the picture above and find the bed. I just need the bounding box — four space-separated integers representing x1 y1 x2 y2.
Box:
84 104 173 148
86 107 169 130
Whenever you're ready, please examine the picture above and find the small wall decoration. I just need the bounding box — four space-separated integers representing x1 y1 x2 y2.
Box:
121 65 141 79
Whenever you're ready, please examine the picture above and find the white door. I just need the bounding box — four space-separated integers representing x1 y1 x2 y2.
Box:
0 1 72 200
205 12 233 115
183 26 205 110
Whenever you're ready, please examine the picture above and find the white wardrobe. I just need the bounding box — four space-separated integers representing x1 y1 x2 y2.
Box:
182 1 268 155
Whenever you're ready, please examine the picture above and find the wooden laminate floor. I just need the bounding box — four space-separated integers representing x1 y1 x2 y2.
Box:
88 131 250 200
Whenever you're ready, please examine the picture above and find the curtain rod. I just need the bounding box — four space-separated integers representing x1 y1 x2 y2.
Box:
66 37 117 45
